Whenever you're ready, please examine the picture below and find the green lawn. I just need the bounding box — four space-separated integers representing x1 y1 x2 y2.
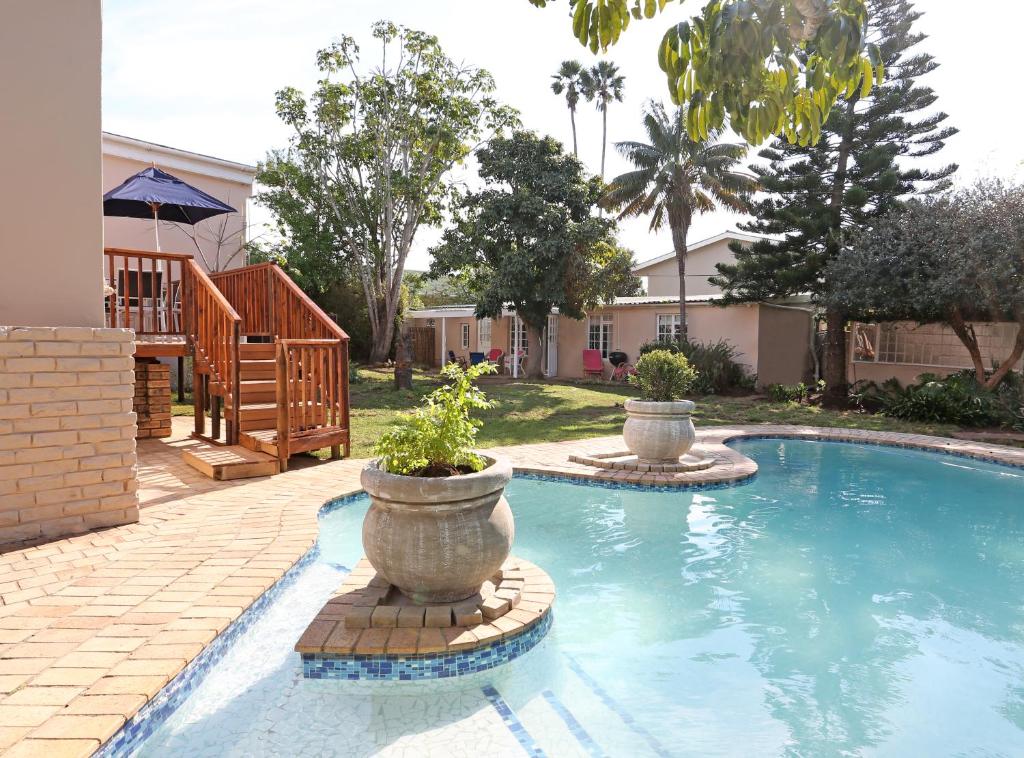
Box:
173 367 962 458
346 367 958 458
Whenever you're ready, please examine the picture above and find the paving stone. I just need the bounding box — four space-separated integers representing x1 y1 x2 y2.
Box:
423 606 453 628
480 596 509 620
370 606 400 628
396 606 425 628
343 605 373 630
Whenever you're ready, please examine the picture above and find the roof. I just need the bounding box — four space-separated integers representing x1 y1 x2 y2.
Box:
409 293 748 319
632 231 766 273
102 132 257 185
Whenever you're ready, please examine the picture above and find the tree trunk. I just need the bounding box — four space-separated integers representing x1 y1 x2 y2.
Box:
669 209 690 341
600 104 607 179
822 307 848 409
524 322 546 380
948 306 987 385
393 327 413 390
821 95 859 408
986 323 1024 389
368 297 396 365
570 106 578 158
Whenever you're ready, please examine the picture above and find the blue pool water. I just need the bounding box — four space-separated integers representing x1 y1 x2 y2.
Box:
128 440 1024 757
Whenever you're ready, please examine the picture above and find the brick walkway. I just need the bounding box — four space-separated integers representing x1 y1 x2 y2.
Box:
1 421 1022 757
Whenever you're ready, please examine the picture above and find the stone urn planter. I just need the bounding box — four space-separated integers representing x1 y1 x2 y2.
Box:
622 399 696 464
360 455 514 604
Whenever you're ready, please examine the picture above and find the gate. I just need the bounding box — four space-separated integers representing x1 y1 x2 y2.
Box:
408 326 436 366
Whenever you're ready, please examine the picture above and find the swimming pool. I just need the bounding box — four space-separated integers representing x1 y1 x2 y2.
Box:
122 439 1024 756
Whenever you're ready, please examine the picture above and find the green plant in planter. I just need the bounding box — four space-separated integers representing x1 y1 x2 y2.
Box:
629 349 697 402
375 361 497 476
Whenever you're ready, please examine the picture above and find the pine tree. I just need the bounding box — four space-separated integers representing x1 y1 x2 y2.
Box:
712 0 956 406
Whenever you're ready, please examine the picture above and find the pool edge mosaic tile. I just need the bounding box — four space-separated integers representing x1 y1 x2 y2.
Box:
301 611 553 681
96 492 367 758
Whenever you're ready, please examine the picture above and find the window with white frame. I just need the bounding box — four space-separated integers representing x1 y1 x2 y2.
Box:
588 314 614 358
657 313 682 343
461 323 470 349
478 318 491 352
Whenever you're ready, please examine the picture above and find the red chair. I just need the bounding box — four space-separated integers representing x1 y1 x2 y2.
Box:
583 349 604 379
486 348 505 373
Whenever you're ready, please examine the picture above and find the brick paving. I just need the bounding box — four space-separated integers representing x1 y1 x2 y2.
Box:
1 418 1022 756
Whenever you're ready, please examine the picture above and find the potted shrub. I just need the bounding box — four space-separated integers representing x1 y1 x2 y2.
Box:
624 349 699 463
360 361 514 604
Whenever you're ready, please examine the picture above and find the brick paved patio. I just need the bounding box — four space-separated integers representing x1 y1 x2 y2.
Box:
1 419 1022 757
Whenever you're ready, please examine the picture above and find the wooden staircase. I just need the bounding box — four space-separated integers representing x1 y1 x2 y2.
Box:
183 262 351 479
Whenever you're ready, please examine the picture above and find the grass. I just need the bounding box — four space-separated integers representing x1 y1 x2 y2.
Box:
172 367 962 458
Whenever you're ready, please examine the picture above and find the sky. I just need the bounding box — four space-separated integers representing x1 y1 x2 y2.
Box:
103 0 1024 271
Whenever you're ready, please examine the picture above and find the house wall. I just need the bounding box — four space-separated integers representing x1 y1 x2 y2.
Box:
848 320 1023 386
757 305 814 386
102 151 254 273
0 2 140 547
635 238 742 298
555 303 762 381
0 0 104 329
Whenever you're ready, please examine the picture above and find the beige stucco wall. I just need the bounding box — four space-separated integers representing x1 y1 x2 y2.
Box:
0 0 103 328
103 152 253 273
635 238 743 298
757 305 814 386
555 303 761 380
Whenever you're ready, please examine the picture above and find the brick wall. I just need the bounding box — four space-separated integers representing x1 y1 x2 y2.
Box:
134 360 171 439
0 326 139 547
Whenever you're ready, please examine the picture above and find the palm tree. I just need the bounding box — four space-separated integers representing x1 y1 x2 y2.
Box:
580 61 625 178
550 60 587 158
603 102 756 338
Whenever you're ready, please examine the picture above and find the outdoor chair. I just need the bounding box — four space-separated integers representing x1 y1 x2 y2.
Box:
447 350 468 370
512 350 527 377
486 348 505 373
583 349 605 379
469 352 485 365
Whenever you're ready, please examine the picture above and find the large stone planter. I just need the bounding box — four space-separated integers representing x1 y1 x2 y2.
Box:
622 399 696 463
360 456 514 604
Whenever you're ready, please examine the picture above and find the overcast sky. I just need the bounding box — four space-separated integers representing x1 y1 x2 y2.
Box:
103 0 1024 270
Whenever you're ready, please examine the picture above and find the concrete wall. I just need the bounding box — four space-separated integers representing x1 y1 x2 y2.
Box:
0 0 104 328
102 149 254 273
635 238 742 298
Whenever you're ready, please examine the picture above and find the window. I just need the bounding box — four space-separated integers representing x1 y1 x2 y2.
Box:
657 314 682 343
478 318 491 352
588 314 614 358
461 323 470 349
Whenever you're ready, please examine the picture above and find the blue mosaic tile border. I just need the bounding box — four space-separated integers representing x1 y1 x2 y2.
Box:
515 470 751 493
302 611 552 681
541 689 605 757
482 684 547 757
96 492 367 758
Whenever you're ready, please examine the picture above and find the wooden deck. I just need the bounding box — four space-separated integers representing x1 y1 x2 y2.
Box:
104 248 351 476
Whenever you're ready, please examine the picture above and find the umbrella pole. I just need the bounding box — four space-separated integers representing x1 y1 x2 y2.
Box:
151 203 161 252
151 203 164 333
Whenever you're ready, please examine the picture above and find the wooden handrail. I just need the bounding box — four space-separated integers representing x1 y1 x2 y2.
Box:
104 247 194 262
103 248 192 337
183 260 241 444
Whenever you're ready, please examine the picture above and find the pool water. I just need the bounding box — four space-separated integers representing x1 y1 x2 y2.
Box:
129 440 1024 757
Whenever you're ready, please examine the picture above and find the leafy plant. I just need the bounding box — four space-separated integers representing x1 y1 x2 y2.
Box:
629 349 697 402
767 382 812 403
374 361 497 476
639 337 752 394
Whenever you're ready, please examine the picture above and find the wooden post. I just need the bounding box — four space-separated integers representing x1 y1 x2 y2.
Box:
177 356 185 403
276 342 290 472
193 366 204 438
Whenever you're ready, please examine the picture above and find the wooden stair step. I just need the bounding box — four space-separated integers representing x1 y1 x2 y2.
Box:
239 360 275 380
240 429 279 457
239 380 276 403
238 342 276 359
181 441 279 480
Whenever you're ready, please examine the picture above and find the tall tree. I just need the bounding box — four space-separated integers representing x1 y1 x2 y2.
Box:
603 102 755 338
581 60 625 178
527 0 882 147
827 182 1024 390
270 21 517 364
551 60 588 157
712 0 956 406
430 131 626 379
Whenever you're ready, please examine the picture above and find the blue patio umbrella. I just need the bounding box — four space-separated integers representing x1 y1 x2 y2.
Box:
103 166 236 251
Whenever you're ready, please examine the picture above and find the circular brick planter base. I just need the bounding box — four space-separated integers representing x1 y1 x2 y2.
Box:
569 450 714 473
295 556 554 680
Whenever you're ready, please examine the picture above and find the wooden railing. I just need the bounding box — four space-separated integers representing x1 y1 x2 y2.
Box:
183 260 241 444
211 262 350 465
103 248 192 337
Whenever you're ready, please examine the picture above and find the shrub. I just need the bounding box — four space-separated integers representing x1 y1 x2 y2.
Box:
852 370 1024 428
629 349 698 401
374 361 497 476
639 337 752 394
